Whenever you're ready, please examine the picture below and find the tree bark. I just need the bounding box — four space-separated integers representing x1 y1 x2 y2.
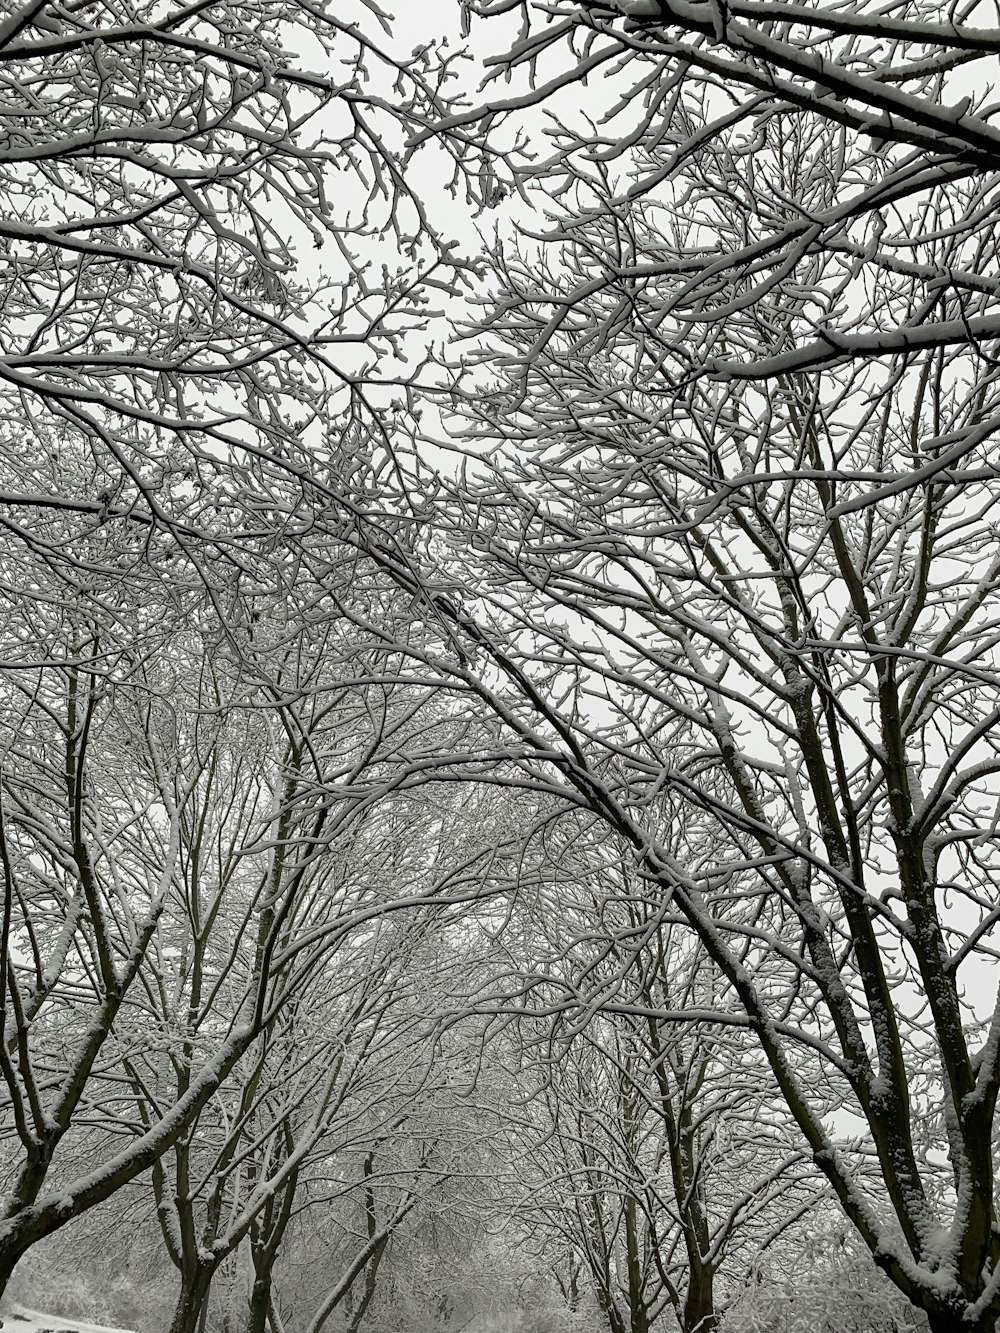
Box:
0 1245 21 1299
623 1195 649 1333
681 1264 718 1333
926 1311 995 1333
168 1261 216 1333
246 1270 271 1333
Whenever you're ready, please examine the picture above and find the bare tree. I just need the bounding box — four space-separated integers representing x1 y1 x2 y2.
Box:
0 0 495 576
452 0 1000 497
311 105 1000 1323
306 10 1000 1325
0 540 501 1297
139 785 497 1333
144 929 439 1333
12 0 1000 1325
493 821 821 1333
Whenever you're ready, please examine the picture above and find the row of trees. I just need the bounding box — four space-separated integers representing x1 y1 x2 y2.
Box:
4 0 1000 1330
0 550 511 1330
5 547 823 1332
0 0 495 1317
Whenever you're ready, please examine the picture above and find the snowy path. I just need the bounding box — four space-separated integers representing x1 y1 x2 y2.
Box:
0 1305 136 1333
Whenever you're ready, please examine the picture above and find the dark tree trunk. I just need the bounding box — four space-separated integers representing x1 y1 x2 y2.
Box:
926 1305 995 1333
0 1209 53 1305
594 1283 626 1333
624 1197 649 1333
246 1269 271 1333
168 1261 216 1333
0 1246 21 1301
682 1264 718 1333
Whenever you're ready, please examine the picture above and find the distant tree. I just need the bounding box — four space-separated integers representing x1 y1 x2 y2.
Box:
497 824 822 1333
145 927 441 1333
0 552 502 1299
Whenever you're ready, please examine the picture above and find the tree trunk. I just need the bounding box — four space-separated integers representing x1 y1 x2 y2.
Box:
168 1262 216 1333
926 1306 995 1333
246 1269 271 1333
682 1263 718 1333
0 1213 51 1305
0 1245 21 1302
624 1196 649 1333
596 1286 626 1333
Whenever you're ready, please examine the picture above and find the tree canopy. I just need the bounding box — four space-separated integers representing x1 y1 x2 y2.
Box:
3 2 1000 1332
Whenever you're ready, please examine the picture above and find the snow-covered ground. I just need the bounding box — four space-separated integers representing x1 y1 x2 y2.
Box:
0 1304 136 1333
